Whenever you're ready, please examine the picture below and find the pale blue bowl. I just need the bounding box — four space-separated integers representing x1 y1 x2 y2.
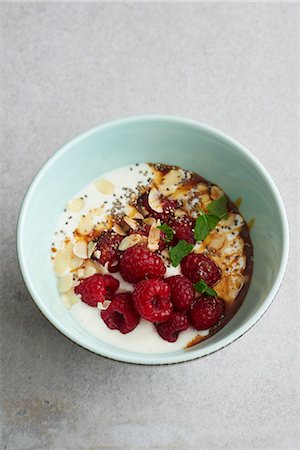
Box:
17 116 289 364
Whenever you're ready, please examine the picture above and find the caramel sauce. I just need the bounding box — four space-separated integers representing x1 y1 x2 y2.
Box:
185 334 207 348
248 218 255 230
234 197 242 208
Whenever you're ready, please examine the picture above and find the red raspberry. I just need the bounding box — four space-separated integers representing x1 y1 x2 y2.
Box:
169 215 195 245
132 279 172 322
189 295 224 330
166 275 195 311
102 274 120 297
74 273 119 307
181 253 221 286
101 292 140 334
139 193 178 220
156 311 189 342
120 245 166 283
94 231 123 272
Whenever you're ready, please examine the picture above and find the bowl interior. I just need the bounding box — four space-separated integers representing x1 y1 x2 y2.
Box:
18 117 288 364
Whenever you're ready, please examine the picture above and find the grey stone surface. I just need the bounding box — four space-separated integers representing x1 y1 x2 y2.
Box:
0 3 299 449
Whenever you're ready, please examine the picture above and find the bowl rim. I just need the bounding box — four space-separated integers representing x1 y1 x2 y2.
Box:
17 115 289 365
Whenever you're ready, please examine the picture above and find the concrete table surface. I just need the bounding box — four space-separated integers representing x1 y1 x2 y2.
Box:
0 3 299 450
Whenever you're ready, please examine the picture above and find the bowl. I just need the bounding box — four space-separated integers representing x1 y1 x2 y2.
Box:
17 115 289 364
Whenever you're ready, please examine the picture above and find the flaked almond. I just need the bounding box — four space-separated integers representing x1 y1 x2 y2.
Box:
112 223 126 236
77 214 94 235
125 205 144 220
148 187 163 213
148 221 161 252
163 169 184 186
54 241 73 275
90 206 104 216
87 241 97 259
152 169 163 187
94 179 114 195
97 300 111 311
207 234 226 251
229 255 246 274
214 275 244 302
69 256 84 270
61 289 81 309
118 234 142 251
67 197 84 212
139 206 149 217
77 268 85 278
144 217 156 226
73 241 88 259
219 213 235 228
94 250 101 259
158 184 177 197
168 188 189 201
210 185 223 200
57 273 73 293
196 183 209 195
200 193 211 209
123 216 138 230
83 266 97 278
96 261 109 274
174 209 186 217
85 258 108 275
54 251 69 275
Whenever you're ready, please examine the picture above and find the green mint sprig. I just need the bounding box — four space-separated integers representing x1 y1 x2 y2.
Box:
207 195 228 220
157 223 174 243
169 240 194 267
194 195 228 242
194 279 218 297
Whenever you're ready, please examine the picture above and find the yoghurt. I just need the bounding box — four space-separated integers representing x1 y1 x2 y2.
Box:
51 163 253 352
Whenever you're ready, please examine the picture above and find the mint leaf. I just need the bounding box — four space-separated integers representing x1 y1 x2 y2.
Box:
157 223 174 242
194 279 217 297
206 214 220 231
207 195 228 220
194 215 209 241
169 240 194 267
194 213 219 241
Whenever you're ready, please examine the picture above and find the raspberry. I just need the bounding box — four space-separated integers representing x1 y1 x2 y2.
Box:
101 292 140 334
189 295 224 330
166 275 195 311
74 273 119 307
102 274 120 297
156 311 189 342
181 253 221 286
169 215 195 245
138 193 178 220
94 231 123 272
120 245 166 283
132 279 172 322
